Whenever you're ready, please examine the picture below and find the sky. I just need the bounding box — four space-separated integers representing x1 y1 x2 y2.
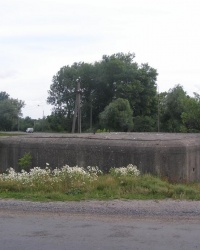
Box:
1 0 200 119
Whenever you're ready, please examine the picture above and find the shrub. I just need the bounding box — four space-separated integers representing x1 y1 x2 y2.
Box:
18 152 32 171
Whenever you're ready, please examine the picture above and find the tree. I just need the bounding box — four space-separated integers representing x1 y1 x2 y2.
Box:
133 115 157 132
47 53 158 132
47 62 97 131
47 64 77 118
46 112 71 132
48 54 200 134
181 93 200 132
0 92 25 131
159 85 188 132
19 116 34 132
99 98 133 132
0 91 9 101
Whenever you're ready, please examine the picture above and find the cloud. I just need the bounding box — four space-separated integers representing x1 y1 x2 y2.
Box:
1 0 200 119
0 70 18 79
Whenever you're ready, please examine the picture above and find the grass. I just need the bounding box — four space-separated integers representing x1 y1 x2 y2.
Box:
1 167 200 201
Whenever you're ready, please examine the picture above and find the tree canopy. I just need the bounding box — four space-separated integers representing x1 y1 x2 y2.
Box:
46 53 200 133
3 53 200 133
0 92 25 131
47 52 158 132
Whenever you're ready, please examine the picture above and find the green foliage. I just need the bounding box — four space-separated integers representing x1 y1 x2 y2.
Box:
159 85 188 132
0 92 9 101
133 115 157 132
46 112 71 132
18 152 32 171
47 52 158 132
96 128 108 133
19 116 34 132
45 53 200 133
181 93 200 132
0 91 25 131
1 165 200 201
99 98 133 131
157 85 200 133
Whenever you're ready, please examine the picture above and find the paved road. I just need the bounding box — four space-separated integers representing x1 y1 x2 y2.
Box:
0 199 200 250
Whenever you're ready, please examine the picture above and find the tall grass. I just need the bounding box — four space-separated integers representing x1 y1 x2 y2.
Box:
0 165 200 201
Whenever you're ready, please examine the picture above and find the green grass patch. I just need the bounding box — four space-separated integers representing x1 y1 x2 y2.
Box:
1 172 200 202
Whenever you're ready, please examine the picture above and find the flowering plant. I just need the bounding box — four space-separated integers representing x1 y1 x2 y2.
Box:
0 165 103 186
0 164 140 194
109 164 140 177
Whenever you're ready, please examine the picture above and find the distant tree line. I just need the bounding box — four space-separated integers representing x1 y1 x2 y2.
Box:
47 52 158 132
46 52 200 133
1 52 200 133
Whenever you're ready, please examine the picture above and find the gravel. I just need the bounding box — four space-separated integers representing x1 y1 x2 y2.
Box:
0 199 200 221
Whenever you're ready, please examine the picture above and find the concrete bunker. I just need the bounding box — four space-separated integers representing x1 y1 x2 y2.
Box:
0 132 200 182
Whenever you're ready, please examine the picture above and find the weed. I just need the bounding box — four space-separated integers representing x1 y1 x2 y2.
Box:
18 152 32 171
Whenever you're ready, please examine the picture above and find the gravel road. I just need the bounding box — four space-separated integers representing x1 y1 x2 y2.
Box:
0 199 200 220
1 199 200 250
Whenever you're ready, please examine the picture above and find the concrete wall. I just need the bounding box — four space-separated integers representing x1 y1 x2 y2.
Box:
0 132 200 182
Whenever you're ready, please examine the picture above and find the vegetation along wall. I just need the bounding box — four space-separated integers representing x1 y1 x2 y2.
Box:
0 132 200 183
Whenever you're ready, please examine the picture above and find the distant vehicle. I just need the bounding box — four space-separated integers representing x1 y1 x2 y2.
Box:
26 128 34 133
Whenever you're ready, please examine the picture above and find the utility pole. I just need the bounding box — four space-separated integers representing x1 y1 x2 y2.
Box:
72 97 78 133
42 110 44 132
17 116 19 131
157 86 160 132
90 102 92 131
77 80 81 133
72 78 81 133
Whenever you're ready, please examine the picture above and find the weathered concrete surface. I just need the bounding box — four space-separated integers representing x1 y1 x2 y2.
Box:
0 132 200 182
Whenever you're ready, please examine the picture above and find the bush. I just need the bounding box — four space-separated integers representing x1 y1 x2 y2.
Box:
18 152 32 171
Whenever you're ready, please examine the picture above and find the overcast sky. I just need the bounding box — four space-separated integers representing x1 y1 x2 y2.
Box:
1 0 200 119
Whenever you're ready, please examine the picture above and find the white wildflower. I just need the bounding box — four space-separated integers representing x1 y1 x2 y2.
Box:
110 164 140 177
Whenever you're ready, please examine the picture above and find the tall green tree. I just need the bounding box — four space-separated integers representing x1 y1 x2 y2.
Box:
0 92 25 131
181 93 200 132
47 62 97 131
159 85 188 132
47 52 158 132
